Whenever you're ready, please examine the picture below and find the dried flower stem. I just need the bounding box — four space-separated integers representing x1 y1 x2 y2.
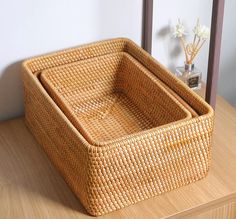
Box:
194 38 201 50
180 37 189 63
182 35 206 64
189 39 206 63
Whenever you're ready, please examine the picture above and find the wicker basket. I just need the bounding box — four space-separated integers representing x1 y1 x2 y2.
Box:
22 38 214 216
40 52 191 145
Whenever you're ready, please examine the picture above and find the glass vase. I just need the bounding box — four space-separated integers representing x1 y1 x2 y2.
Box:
175 63 202 90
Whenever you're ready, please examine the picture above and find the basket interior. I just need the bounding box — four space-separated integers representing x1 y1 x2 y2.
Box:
40 52 190 145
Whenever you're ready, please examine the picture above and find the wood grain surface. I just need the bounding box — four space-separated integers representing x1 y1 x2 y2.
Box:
0 94 235 219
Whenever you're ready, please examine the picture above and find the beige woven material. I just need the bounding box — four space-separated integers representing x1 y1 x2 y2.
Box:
22 38 214 216
40 52 191 145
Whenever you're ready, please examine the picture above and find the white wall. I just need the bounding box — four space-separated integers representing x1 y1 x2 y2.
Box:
0 0 143 121
0 0 235 121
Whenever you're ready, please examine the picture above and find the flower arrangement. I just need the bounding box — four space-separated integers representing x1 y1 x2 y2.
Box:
173 19 210 65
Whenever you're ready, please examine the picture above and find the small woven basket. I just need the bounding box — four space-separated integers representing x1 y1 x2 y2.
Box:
40 52 191 145
22 38 214 216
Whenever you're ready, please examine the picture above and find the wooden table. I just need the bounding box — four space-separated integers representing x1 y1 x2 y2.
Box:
0 94 236 219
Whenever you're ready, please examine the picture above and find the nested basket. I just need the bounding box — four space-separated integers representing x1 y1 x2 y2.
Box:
22 38 214 216
40 52 191 145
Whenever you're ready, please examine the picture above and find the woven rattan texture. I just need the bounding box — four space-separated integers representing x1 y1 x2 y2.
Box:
40 52 191 145
22 38 214 216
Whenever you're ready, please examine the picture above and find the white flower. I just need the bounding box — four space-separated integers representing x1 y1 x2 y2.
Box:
193 23 210 39
173 20 187 38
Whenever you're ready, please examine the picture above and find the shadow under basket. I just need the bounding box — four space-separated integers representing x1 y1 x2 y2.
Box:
22 38 214 216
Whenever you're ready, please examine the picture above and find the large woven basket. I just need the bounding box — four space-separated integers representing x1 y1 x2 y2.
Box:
22 38 214 216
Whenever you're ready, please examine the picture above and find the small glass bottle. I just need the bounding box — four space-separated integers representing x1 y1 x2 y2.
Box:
176 63 202 90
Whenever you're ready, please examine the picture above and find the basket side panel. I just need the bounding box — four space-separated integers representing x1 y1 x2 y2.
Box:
124 40 213 116
26 39 126 74
86 118 213 215
23 69 90 211
118 54 191 125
